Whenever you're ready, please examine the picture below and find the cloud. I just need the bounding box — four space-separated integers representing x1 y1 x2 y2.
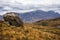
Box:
0 0 60 15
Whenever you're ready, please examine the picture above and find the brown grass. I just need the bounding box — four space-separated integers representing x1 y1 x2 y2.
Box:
0 20 60 40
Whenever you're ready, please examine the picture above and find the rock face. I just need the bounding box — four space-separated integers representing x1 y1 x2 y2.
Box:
3 12 23 27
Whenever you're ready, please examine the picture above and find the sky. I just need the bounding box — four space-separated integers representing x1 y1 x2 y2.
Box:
0 0 60 15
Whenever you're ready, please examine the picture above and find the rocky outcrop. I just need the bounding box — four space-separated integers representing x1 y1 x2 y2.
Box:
3 12 23 27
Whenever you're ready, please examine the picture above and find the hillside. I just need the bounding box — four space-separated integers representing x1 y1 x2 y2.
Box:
0 18 60 40
34 17 60 27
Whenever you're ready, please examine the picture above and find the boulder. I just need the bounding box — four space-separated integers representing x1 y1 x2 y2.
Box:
3 12 23 27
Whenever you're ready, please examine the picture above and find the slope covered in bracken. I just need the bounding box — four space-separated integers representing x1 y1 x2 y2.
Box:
0 19 60 40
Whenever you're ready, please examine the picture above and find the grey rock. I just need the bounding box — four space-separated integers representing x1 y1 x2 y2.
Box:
3 12 23 27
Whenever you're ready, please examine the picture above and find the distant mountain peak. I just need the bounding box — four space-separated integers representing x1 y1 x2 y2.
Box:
20 10 60 22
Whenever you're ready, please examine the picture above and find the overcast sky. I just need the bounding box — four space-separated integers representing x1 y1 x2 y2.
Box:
0 0 60 15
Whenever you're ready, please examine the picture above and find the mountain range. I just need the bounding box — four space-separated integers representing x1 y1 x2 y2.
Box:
0 15 3 20
20 10 60 22
0 10 60 22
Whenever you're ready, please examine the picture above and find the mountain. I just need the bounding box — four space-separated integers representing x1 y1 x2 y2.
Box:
0 10 60 22
0 15 3 20
20 10 60 22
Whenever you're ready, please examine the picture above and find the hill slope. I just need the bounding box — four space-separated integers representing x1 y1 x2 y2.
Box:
34 17 60 27
0 19 60 40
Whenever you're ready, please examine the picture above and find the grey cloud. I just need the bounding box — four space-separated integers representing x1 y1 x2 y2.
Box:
0 0 60 15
